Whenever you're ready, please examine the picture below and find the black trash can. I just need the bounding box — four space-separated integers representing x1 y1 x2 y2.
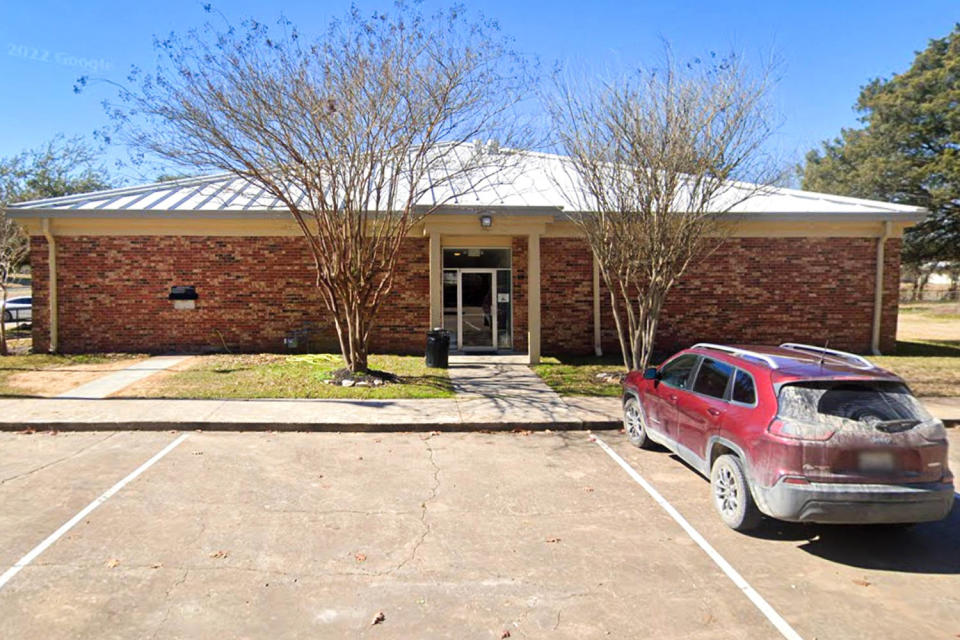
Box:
425 328 450 368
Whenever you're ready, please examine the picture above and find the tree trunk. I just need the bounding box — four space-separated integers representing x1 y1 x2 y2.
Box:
0 284 8 357
332 307 371 373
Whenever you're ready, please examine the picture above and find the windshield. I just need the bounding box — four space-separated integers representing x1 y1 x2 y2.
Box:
777 381 933 431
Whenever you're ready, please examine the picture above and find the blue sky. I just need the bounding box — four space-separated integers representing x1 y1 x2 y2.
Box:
1 1 956 184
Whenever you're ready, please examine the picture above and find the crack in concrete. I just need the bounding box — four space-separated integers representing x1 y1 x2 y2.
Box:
0 433 117 485
392 435 441 574
150 567 189 640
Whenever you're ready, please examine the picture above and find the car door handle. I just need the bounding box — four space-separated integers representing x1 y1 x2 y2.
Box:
668 395 678 403
706 408 722 417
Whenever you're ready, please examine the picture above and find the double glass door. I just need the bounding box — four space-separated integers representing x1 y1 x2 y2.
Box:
443 269 497 351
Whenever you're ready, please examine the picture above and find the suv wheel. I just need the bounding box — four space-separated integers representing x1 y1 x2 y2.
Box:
2 311 10 323
710 454 761 531
623 396 654 449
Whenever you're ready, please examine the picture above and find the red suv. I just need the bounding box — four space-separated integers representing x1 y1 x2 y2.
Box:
622 343 954 531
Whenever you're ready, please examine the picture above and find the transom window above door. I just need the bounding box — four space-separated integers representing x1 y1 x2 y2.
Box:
443 248 510 269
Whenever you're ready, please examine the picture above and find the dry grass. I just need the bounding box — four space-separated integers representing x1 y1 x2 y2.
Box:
0 354 146 397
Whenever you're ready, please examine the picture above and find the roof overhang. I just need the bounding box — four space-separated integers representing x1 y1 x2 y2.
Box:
9 206 925 224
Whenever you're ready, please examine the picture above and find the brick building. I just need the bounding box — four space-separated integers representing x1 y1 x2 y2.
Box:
9 152 923 363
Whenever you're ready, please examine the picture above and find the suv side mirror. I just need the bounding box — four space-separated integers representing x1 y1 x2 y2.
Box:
642 367 659 380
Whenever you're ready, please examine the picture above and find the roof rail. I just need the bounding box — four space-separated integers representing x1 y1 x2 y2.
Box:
691 343 780 369
778 343 874 369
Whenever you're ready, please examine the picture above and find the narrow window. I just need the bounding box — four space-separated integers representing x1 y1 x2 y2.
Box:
732 370 756 405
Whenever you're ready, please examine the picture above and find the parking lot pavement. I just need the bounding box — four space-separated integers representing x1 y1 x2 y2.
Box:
0 429 956 639
602 429 960 640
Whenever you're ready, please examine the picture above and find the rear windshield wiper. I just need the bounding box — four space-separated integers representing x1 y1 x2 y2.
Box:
873 419 920 433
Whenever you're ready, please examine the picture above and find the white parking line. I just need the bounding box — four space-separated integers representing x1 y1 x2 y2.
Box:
591 435 804 640
0 433 189 592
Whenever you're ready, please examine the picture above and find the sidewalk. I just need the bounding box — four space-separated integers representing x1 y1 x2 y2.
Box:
0 351 956 431
0 395 621 432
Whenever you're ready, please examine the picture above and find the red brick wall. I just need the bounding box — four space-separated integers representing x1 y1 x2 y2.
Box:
547 237 901 358
31 236 428 354
511 237 528 352
541 238 594 354
31 233 900 357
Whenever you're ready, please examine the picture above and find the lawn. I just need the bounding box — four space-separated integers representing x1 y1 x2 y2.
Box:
534 303 960 398
871 340 960 397
531 355 627 397
115 353 455 399
0 353 144 397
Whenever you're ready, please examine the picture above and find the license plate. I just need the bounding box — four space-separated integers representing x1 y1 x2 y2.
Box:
859 451 895 473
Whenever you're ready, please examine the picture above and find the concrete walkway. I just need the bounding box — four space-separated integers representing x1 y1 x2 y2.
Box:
56 356 189 399
1 350 956 430
0 395 620 431
447 354 581 424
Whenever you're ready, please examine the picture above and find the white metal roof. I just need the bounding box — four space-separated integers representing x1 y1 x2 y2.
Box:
7 149 925 221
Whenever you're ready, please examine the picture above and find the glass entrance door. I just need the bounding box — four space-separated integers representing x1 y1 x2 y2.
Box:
458 270 496 350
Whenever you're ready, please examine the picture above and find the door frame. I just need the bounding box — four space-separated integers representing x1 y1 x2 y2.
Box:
457 268 498 351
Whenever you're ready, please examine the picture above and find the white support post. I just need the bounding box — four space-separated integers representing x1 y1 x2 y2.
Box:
429 231 442 330
528 233 541 364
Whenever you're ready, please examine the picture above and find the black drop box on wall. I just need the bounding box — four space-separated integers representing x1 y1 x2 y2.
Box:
169 286 198 300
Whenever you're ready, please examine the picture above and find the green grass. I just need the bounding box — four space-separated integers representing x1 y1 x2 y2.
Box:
0 353 139 396
533 340 960 398
531 355 626 397
870 340 960 397
128 353 454 399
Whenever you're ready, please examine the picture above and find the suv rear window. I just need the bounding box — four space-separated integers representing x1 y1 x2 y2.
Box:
777 381 932 429
693 358 733 399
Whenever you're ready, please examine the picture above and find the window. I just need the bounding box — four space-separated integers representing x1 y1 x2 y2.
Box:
659 354 699 389
778 381 932 427
731 370 756 405
693 358 733 399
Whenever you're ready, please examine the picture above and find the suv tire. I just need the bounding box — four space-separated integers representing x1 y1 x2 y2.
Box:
711 454 761 531
623 396 654 449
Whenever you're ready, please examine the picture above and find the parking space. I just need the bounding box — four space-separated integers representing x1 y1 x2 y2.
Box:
0 429 956 638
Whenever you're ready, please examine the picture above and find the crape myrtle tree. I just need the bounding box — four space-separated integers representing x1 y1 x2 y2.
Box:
801 25 960 299
102 3 533 373
0 136 112 355
547 52 778 371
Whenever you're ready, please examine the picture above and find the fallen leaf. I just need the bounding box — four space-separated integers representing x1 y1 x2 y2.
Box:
16 428 35 435
371 611 385 626
210 550 229 559
106 558 120 568
355 553 367 563
500 631 511 639
545 537 561 544
150 562 163 569
584 487 594 493
852 578 871 587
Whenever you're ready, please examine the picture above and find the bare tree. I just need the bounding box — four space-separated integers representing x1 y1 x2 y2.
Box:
0 219 28 355
104 5 532 372
547 52 779 370
0 135 112 355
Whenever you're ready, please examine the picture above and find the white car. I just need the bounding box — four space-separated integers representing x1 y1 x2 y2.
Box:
4 296 32 323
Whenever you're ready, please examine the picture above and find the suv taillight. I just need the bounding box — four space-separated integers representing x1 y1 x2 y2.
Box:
768 418 836 442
